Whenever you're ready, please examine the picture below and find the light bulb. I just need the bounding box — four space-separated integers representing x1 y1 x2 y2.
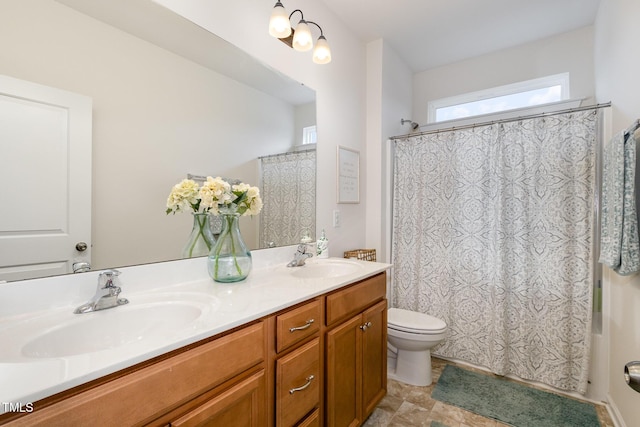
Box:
269 2 291 38
312 36 331 64
292 20 313 51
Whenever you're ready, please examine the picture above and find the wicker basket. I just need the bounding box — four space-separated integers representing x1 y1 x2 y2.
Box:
343 249 376 262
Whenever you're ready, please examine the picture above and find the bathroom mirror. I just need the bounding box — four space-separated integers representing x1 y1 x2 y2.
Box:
0 0 316 281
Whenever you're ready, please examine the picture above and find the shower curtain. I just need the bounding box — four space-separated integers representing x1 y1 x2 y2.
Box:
259 150 316 248
392 109 598 393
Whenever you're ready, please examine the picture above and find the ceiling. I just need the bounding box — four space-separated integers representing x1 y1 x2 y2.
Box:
318 0 602 72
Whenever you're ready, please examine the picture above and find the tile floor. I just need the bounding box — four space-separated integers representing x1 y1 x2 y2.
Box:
364 358 615 427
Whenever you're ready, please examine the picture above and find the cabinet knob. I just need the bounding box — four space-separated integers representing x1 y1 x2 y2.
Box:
289 319 315 333
360 321 372 331
289 375 315 394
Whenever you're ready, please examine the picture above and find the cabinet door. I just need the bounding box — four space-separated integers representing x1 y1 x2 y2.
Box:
361 300 387 418
170 370 266 427
325 315 362 427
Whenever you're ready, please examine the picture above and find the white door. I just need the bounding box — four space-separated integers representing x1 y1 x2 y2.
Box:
0 75 92 282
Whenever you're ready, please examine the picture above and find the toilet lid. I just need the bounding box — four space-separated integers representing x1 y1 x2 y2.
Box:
388 308 447 334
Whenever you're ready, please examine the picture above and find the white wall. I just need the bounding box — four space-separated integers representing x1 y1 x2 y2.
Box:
155 0 368 258
365 40 413 263
0 0 297 268
412 26 596 125
594 1 640 426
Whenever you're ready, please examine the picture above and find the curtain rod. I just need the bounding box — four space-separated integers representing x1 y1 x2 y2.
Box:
389 102 612 140
258 147 316 160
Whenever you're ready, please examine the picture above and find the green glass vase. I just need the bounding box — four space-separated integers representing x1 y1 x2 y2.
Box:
181 213 216 258
208 213 252 282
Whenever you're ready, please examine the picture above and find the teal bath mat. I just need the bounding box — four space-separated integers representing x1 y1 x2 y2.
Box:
432 365 600 427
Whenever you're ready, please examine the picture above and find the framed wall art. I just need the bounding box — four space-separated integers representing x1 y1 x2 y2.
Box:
337 146 359 203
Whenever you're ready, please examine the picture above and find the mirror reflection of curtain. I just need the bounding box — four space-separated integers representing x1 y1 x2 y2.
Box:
259 150 316 248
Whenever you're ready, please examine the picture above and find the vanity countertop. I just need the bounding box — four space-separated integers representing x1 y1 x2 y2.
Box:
0 246 391 412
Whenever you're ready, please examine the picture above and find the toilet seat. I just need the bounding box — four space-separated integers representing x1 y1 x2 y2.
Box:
388 308 447 334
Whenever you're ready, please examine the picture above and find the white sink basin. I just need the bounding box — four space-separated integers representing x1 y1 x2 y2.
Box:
22 302 203 358
0 292 218 361
289 259 364 279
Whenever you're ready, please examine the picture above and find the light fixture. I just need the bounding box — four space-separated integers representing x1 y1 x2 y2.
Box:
268 1 291 38
292 19 313 51
312 35 331 64
268 2 331 64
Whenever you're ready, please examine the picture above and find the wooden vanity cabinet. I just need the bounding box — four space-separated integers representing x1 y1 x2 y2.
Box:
325 273 387 427
272 273 390 427
0 271 388 427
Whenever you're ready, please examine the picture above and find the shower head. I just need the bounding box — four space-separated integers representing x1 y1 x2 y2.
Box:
401 118 420 130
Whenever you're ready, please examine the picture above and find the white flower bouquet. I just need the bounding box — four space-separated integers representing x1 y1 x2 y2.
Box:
166 177 262 261
166 176 262 217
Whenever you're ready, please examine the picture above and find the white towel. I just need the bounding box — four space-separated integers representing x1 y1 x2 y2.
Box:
599 129 640 275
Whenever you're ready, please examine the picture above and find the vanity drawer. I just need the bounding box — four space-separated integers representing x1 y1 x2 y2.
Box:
276 299 321 353
5 322 266 427
276 338 320 427
326 272 386 327
297 408 320 427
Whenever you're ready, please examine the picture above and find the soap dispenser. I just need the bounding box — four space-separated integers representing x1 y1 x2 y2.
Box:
316 229 329 258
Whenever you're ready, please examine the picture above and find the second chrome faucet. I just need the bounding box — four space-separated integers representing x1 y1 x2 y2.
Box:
287 243 313 267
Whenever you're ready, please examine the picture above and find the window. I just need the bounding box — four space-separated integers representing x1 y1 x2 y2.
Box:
302 125 317 145
428 73 570 123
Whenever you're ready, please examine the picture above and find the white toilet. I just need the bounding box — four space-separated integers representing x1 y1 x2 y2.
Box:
387 308 447 386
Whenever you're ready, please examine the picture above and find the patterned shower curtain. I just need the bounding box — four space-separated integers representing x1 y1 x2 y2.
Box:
392 110 598 393
259 150 316 248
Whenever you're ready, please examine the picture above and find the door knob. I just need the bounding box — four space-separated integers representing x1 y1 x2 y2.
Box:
75 242 88 252
625 361 640 393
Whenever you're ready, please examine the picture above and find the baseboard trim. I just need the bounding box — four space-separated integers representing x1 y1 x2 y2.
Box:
605 393 627 427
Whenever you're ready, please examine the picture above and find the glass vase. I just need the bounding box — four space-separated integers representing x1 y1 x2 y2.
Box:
181 213 216 258
208 213 252 283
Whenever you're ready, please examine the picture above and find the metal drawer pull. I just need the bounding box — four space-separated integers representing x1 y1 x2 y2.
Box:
289 319 314 332
360 321 372 331
289 375 315 394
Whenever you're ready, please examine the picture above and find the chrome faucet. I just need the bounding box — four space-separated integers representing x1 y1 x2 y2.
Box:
74 269 129 314
287 243 313 267
72 261 91 273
